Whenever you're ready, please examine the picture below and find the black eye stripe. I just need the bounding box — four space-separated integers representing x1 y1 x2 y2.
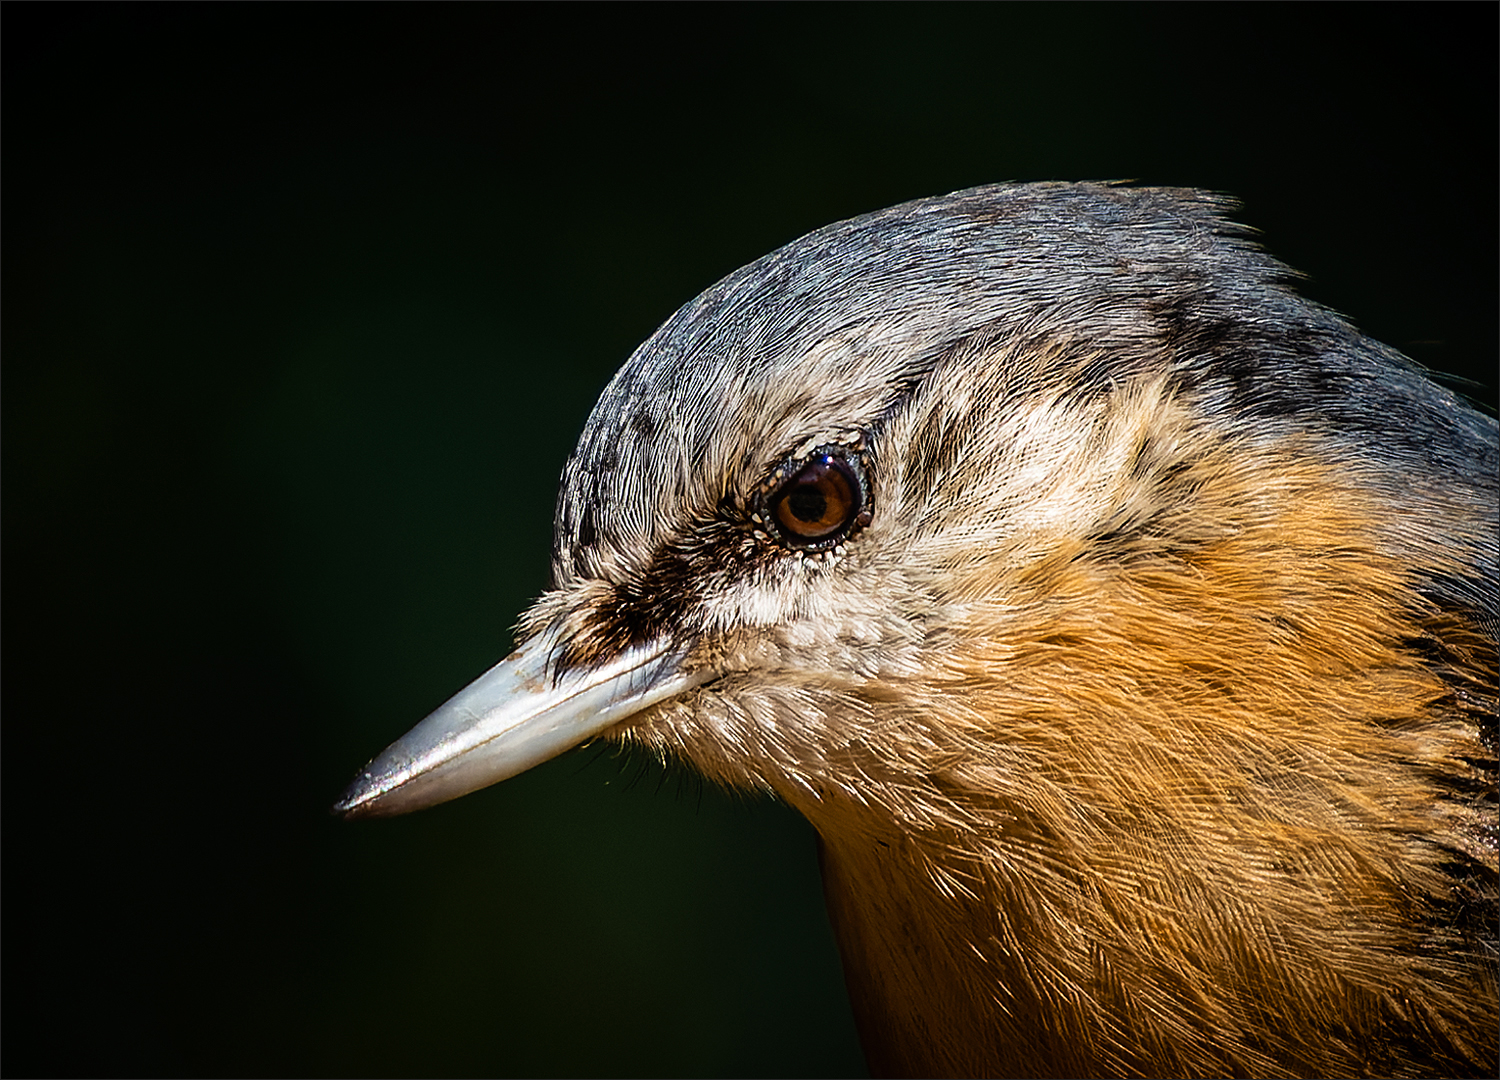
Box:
756 444 871 553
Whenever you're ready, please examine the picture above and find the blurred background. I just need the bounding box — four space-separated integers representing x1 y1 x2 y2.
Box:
5 5 1495 1076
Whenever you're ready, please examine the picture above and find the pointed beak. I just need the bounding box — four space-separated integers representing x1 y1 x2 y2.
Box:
334 624 706 819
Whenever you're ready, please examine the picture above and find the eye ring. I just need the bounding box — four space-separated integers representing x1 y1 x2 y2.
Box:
756 444 872 553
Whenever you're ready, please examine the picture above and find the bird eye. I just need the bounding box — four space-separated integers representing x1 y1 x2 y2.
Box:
761 447 870 552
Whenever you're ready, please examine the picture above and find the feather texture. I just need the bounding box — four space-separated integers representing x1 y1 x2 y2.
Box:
502 184 1495 1075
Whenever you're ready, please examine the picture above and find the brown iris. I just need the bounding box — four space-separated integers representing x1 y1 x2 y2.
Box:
764 448 869 551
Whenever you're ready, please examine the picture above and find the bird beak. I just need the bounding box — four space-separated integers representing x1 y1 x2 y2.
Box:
334 623 705 819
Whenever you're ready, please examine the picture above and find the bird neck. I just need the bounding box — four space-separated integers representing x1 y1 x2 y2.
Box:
816 825 1097 1078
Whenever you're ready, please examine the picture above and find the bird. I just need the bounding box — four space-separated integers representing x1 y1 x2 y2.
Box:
337 182 1498 1078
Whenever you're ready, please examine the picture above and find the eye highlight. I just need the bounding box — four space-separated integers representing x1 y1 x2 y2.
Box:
759 445 871 552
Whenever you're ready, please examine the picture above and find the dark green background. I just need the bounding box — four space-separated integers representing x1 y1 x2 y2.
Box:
5 5 1495 1077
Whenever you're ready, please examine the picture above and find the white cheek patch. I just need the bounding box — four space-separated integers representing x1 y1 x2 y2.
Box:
709 567 806 631
911 376 1189 559
996 398 1133 533
701 556 855 637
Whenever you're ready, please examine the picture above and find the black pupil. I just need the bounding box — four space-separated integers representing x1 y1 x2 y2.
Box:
787 485 827 524
770 452 862 547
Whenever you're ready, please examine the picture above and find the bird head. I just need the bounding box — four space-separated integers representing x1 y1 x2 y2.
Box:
337 183 1497 1077
335 183 1303 819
